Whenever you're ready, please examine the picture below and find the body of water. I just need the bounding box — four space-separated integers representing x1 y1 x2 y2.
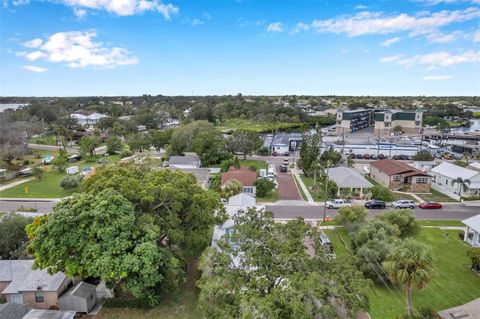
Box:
451 119 480 133
0 103 28 112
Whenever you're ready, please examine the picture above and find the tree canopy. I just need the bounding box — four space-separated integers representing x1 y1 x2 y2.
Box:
197 208 369 318
0 213 32 259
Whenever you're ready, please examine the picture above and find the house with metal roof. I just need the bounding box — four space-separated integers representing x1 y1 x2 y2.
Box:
430 162 480 200
370 159 431 192
169 167 210 190
328 166 373 199
463 214 480 248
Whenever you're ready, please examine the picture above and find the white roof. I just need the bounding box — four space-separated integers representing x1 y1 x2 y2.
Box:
463 214 480 233
468 162 480 170
328 166 373 188
430 162 479 180
227 193 256 206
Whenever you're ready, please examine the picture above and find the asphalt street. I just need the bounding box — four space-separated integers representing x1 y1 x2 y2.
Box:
267 204 480 221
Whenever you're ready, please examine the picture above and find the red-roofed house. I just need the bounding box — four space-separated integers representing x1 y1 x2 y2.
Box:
221 167 257 196
370 159 431 192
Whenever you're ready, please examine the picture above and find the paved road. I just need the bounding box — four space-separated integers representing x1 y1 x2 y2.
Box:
267 204 480 221
0 199 60 213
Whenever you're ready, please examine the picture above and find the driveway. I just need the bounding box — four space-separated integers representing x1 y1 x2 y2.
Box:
275 164 302 200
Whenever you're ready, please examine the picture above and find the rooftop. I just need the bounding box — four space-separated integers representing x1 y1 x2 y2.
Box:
371 159 430 177
170 167 210 182
431 162 479 180
23 309 76 319
167 153 200 166
0 260 67 294
227 193 256 206
328 166 373 188
221 167 257 187
463 214 480 233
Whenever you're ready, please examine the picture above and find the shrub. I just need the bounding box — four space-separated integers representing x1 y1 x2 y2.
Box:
60 175 82 190
462 195 480 201
222 179 243 199
334 205 368 231
220 159 234 172
371 185 394 202
376 209 420 238
23 160 30 165
257 146 270 156
413 150 433 161
255 178 275 197
458 231 465 240
249 164 257 171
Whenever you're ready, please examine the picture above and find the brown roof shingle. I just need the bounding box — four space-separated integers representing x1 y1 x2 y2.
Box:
370 159 430 177
221 167 257 187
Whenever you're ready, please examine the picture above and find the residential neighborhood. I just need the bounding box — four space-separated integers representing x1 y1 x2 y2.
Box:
2 0 480 318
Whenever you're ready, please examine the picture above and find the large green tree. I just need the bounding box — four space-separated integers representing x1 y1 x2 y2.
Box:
27 165 225 302
383 239 434 318
79 135 100 158
0 213 32 259
225 130 263 159
197 208 369 319
298 129 322 176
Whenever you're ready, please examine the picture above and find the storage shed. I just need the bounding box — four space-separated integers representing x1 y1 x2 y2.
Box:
58 282 97 314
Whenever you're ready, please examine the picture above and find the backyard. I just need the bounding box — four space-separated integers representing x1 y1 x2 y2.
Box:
325 226 480 319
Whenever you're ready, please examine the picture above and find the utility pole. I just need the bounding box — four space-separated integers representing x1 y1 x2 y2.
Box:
322 160 330 222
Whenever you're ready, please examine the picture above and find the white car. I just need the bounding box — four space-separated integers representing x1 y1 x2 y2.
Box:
392 200 416 209
326 199 352 209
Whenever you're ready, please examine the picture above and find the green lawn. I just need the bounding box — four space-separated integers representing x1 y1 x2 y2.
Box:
417 188 457 202
417 220 464 227
28 135 58 145
217 119 304 133
256 189 279 202
391 192 417 202
99 289 200 319
324 228 352 257
240 160 267 171
0 172 77 198
332 228 480 319
300 174 333 202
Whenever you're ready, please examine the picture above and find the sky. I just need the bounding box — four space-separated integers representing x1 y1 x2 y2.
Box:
1 0 479 96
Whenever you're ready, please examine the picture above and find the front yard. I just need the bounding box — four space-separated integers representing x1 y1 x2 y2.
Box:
0 172 76 198
417 188 457 202
326 227 480 319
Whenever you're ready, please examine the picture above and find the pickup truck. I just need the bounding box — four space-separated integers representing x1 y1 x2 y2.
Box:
325 199 352 209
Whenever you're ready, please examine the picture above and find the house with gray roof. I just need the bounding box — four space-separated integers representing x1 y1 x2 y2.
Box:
463 214 480 248
328 166 373 199
0 260 70 310
167 152 201 168
0 303 29 319
170 167 210 190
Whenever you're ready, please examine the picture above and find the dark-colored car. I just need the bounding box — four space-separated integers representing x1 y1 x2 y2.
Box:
283 151 290 156
320 235 334 253
378 154 386 159
419 202 442 209
392 155 401 160
349 153 356 159
370 155 378 160
355 154 363 159
280 164 288 172
363 154 371 159
365 200 386 209
399 154 409 160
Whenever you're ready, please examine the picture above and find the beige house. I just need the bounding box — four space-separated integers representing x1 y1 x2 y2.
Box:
0 260 71 310
370 159 431 192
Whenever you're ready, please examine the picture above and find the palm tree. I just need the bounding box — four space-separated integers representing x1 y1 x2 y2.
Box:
452 177 471 201
383 238 434 318
310 160 321 186
463 152 472 166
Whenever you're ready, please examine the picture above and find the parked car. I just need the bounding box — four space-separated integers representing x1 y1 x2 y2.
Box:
392 200 416 209
68 154 82 163
319 235 334 253
443 153 453 160
399 154 409 160
392 155 401 160
326 199 352 209
355 154 363 159
349 153 356 159
16 167 33 177
280 164 288 172
378 154 386 159
419 202 442 209
272 151 279 156
370 155 378 160
283 151 290 156
364 199 386 209
363 154 371 159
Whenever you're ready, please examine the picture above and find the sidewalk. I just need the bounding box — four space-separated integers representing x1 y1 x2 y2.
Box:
291 168 315 204
0 177 34 192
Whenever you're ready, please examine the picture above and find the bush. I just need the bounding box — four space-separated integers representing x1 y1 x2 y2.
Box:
249 164 257 171
257 146 270 156
458 231 465 240
371 185 394 202
23 160 30 165
462 195 480 201
334 205 368 231
413 150 433 161
376 209 420 238
60 175 82 190
220 159 234 172
255 178 275 197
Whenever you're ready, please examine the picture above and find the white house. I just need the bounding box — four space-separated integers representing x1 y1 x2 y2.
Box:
462 214 480 247
429 162 480 200
71 113 108 126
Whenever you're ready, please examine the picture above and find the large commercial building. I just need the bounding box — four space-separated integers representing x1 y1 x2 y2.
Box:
336 109 423 136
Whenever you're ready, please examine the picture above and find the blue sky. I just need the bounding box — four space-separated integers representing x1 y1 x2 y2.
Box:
1 0 479 96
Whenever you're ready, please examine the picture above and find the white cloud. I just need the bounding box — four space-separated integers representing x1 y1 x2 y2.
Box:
381 50 480 68
22 65 48 73
290 22 310 34
423 75 454 80
23 38 43 48
355 4 368 9
414 0 480 6
310 7 480 37
61 0 178 18
425 30 462 43
11 0 29 5
380 37 401 47
19 31 139 69
380 54 404 63
266 22 283 33
191 18 204 26
473 29 480 42
73 7 87 18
